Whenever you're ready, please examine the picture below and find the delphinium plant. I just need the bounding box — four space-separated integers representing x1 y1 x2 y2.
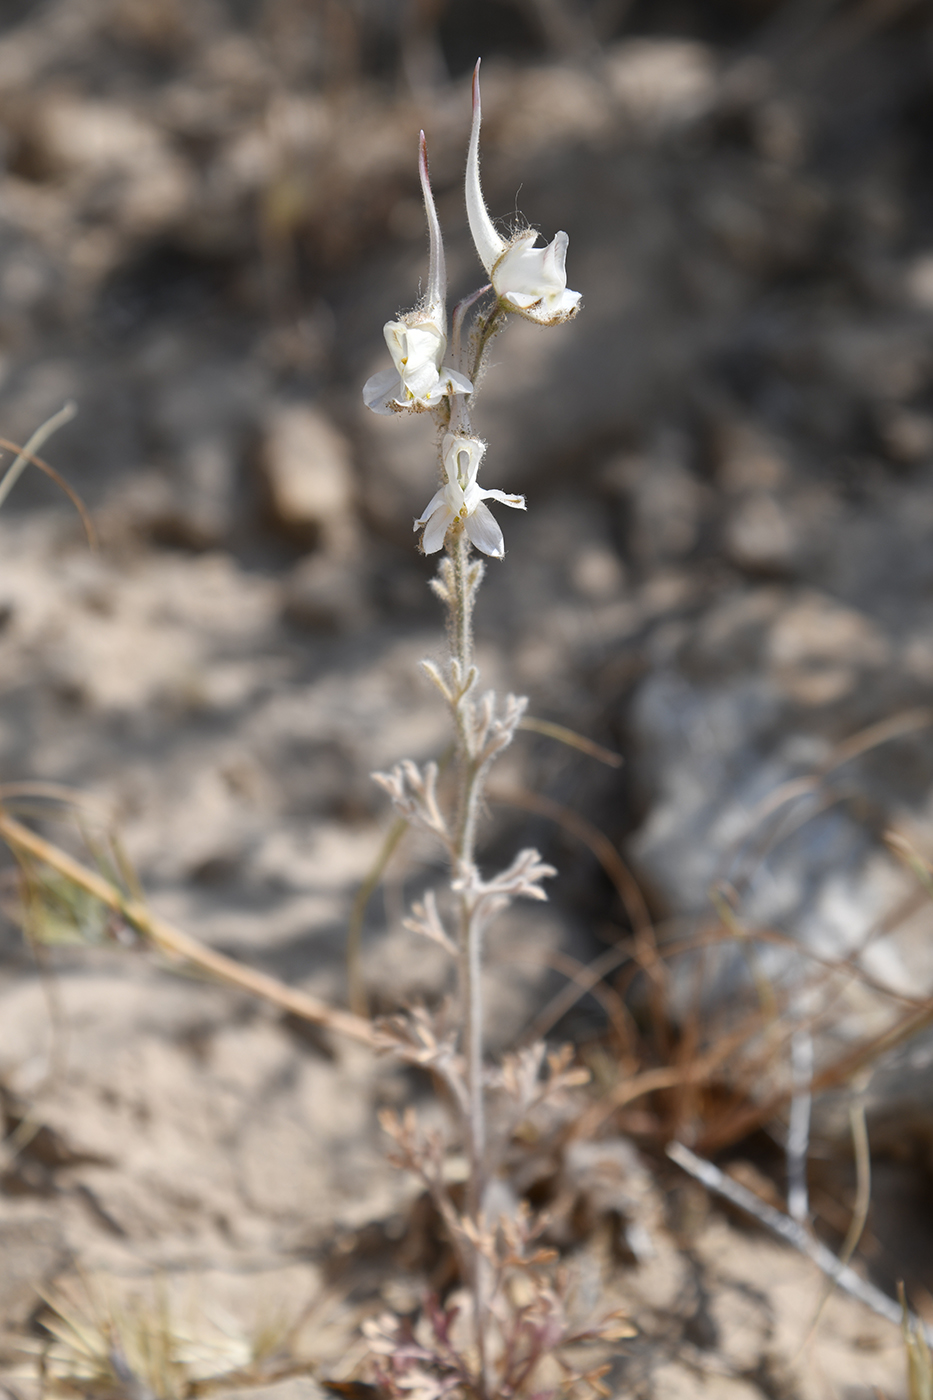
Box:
361 64 627 1400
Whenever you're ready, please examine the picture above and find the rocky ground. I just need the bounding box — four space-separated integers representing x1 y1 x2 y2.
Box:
1 0 933 1396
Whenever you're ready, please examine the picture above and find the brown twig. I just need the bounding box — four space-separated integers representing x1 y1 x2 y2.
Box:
695 994 933 1154
667 1139 933 1345
488 783 651 940
566 1016 758 1142
0 810 378 1048
517 716 624 768
489 782 671 1056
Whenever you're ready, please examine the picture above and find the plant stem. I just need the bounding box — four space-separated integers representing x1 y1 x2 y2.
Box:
449 523 473 680
444 522 489 1392
458 882 485 1222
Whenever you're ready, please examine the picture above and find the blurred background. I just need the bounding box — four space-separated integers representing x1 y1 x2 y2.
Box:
2 0 933 1383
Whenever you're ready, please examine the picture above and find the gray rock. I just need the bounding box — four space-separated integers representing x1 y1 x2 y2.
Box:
259 404 358 553
624 575 933 1136
282 553 370 633
0 1215 68 1326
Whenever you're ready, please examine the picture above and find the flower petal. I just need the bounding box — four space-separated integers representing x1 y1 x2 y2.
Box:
421 503 454 554
465 59 506 276
478 487 525 510
492 231 541 296
548 286 583 317
465 501 505 558
440 367 474 397
491 230 581 324
414 488 447 527
363 367 403 415
443 432 486 488
543 228 569 286
420 367 473 409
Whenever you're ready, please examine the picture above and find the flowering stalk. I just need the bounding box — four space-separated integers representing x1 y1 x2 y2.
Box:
367 70 580 1393
449 522 491 1371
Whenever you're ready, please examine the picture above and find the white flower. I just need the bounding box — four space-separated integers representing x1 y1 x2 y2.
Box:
363 134 473 416
466 61 581 326
414 433 525 558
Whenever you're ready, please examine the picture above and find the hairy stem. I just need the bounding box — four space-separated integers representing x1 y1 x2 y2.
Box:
458 890 485 1221
469 304 506 387
444 522 489 1391
449 522 474 680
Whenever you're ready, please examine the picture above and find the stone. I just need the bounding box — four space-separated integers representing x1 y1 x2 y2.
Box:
714 420 792 495
0 1215 68 1326
623 576 933 1139
282 553 369 632
31 97 193 239
723 492 797 576
259 405 357 553
603 434 704 567
607 38 718 134
151 436 238 549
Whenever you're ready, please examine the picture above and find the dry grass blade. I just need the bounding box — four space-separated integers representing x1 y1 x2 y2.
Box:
346 814 408 1018
0 809 378 1047
520 938 637 1047
489 782 672 1055
0 403 76 506
517 716 624 768
0 435 96 549
709 881 779 1022
722 708 933 903
487 784 654 949
886 830 933 899
696 990 933 1154
818 708 933 773
901 1283 933 1400
0 404 96 549
800 1100 872 1350
0 781 113 815
667 1141 933 1345
566 1019 753 1142
502 942 638 1053
786 1026 813 1224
